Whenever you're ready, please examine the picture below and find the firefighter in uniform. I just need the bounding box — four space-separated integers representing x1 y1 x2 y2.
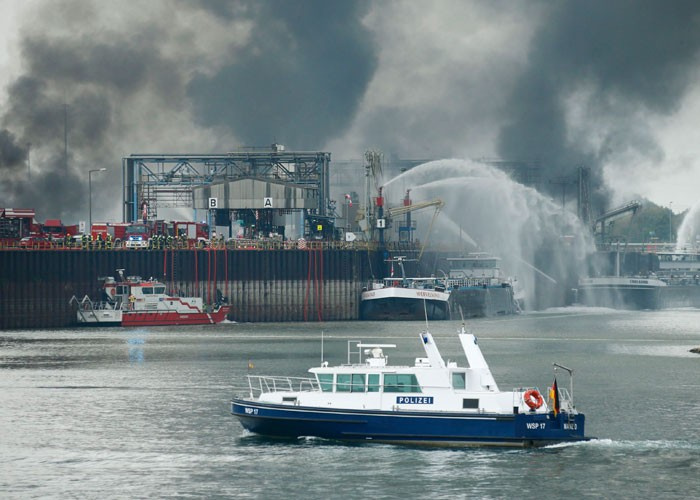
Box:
81 233 87 250
106 233 113 249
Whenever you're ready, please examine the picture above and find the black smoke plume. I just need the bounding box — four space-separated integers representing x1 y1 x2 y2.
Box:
497 0 700 211
187 0 377 147
0 0 377 222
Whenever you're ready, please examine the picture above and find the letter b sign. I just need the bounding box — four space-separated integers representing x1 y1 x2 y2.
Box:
209 198 218 209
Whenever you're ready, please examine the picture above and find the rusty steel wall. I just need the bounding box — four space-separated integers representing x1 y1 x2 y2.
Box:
0 248 380 329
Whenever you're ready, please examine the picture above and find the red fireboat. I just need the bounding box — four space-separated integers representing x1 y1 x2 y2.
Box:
70 269 230 326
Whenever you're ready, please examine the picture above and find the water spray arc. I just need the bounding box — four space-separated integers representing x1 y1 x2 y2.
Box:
382 159 595 309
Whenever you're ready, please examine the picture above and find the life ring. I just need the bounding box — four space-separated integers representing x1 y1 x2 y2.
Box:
523 389 544 410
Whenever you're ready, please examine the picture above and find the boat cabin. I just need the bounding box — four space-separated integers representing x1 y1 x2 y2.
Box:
102 274 203 311
288 332 512 413
657 251 700 272
447 253 501 280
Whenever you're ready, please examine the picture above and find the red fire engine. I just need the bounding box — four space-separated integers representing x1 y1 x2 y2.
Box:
42 219 79 242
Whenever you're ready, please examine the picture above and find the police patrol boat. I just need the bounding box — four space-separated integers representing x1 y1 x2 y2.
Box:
70 269 230 326
231 324 589 447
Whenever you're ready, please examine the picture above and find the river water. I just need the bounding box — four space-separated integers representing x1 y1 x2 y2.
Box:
1 308 699 499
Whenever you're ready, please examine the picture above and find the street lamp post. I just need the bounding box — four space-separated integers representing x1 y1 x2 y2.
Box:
89 168 107 230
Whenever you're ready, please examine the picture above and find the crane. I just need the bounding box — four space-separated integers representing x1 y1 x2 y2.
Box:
386 196 445 260
593 200 642 247
386 198 445 218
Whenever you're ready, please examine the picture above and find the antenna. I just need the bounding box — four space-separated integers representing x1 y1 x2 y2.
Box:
321 330 324 365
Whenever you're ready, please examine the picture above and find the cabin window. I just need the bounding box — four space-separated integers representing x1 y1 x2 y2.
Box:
336 374 366 392
318 373 333 392
154 286 165 294
117 286 128 295
141 287 153 295
452 372 466 390
351 374 365 392
463 398 479 409
367 374 380 392
383 374 421 393
336 374 352 392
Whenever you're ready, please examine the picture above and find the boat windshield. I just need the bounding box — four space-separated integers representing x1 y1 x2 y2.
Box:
316 373 419 393
318 373 333 392
336 374 366 393
383 374 421 393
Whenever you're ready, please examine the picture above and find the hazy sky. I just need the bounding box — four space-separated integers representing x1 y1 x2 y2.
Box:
2 0 700 223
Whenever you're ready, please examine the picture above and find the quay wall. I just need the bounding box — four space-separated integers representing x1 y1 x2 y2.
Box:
0 248 381 329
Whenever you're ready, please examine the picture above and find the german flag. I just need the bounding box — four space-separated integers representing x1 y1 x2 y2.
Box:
549 378 560 417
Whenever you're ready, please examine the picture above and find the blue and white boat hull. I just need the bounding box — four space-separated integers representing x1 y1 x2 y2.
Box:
231 399 587 447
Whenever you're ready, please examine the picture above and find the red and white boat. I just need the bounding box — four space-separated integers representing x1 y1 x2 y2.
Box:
71 269 230 326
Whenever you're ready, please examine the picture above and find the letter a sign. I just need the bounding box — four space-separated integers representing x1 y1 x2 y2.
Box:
209 198 218 209
263 197 273 208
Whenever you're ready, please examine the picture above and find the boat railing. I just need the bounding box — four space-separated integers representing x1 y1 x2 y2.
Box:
556 387 576 414
71 295 125 312
511 385 577 414
446 277 506 289
244 375 320 398
365 277 447 290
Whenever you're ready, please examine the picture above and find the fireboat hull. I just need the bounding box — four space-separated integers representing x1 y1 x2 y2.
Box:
77 306 230 327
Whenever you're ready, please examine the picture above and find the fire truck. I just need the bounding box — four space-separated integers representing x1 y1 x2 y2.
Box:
42 219 79 242
171 221 210 245
1 209 79 248
124 220 210 249
91 222 129 247
124 222 152 249
0 208 38 246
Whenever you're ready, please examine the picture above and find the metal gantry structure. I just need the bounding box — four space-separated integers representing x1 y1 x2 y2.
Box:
121 147 331 222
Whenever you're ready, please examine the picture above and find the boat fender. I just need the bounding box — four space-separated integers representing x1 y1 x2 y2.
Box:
523 389 544 410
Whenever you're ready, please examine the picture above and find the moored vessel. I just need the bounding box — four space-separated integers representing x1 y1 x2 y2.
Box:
360 257 450 320
231 324 589 447
446 253 519 317
656 249 700 308
70 269 230 326
577 248 700 310
577 276 666 309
